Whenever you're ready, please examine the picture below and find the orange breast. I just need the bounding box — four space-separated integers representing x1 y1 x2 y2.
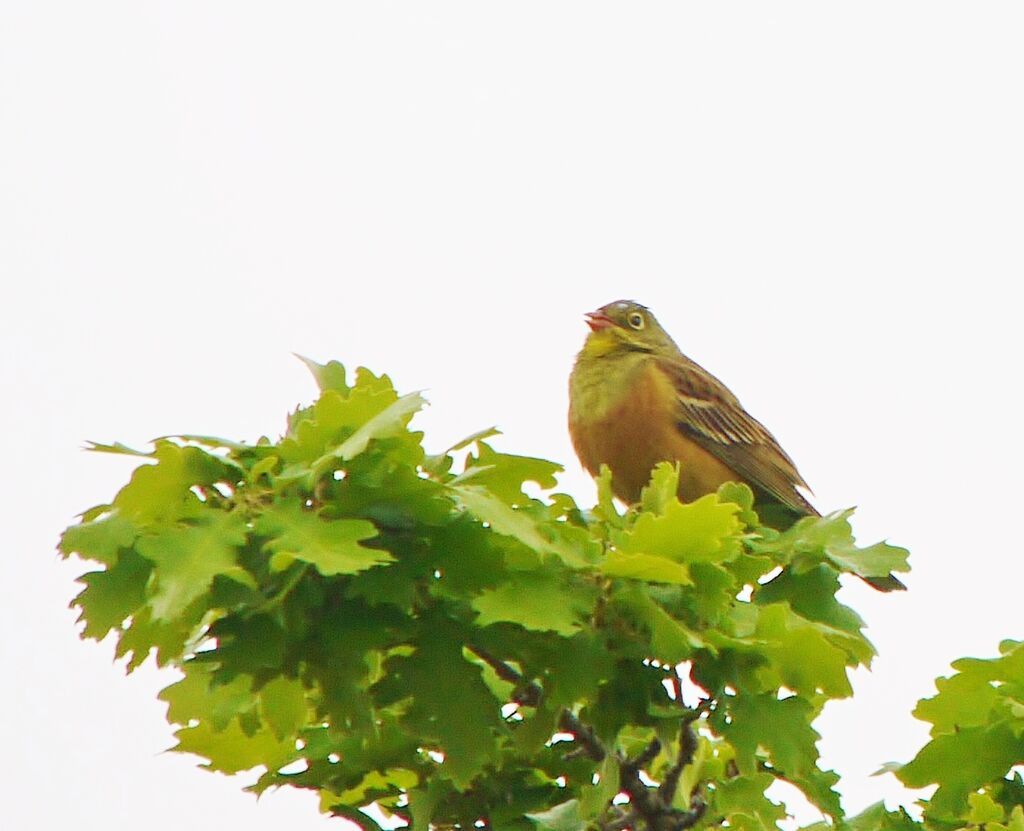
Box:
570 361 738 503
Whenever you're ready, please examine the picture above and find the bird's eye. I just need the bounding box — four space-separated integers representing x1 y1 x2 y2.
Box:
627 312 645 330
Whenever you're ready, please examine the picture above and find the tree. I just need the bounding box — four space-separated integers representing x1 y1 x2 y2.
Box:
59 358 1024 830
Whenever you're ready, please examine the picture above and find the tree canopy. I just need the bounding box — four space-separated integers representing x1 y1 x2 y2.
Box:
59 358 1024 830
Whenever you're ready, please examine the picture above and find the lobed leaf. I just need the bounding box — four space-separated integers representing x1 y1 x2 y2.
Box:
255 499 389 576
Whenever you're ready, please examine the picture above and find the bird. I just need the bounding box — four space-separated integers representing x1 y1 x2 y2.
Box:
568 299 904 591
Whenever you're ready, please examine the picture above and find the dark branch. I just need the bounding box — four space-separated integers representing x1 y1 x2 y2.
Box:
467 645 542 707
468 645 522 685
601 808 639 831
603 716 706 831
468 645 709 831
658 718 698 805
558 710 607 762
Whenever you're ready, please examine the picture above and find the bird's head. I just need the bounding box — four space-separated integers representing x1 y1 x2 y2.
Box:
580 300 678 358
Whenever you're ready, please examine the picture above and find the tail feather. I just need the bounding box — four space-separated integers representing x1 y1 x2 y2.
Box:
862 573 907 592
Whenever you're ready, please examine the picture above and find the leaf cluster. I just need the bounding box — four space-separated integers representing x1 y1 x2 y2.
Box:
870 639 1024 831
58 359 1018 830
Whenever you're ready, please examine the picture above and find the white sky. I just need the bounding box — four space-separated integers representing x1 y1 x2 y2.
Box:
2 3 1022 829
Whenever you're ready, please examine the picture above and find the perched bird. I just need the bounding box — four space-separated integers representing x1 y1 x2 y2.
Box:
568 299 903 590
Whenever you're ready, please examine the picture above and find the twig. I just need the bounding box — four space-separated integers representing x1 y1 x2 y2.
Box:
617 738 662 826
605 716 705 831
466 646 543 707
558 710 607 762
464 647 605 763
658 719 697 805
467 645 709 830
468 645 523 685
601 808 639 831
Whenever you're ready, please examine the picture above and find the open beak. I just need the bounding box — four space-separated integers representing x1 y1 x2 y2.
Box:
584 310 616 332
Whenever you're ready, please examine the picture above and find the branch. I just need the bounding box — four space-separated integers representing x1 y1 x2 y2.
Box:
606 717 705 831
658 718 698 805
466 645 542 707
617 737 662 826
558 709 607 762
468 645 706 829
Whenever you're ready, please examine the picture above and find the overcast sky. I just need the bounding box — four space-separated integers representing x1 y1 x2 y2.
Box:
2 3 1022 829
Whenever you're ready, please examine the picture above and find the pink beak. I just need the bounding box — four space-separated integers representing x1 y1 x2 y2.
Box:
584 310 616 332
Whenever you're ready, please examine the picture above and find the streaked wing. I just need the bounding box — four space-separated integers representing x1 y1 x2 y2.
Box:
654 355 817 515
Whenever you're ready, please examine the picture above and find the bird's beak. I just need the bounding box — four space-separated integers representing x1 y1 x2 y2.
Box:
584 310 616 332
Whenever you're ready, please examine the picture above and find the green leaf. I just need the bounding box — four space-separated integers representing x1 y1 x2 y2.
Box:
373 617 503 788
914 640 1024 737
639 461 683 515
84 440 153 457
717 481 760 528
331 461 451 529
714 772 787 830
164 434 255 452
258 677 309 742
310 391 426 476
829 538 910 581
211 614 288 677
529 631 616 710
993 806 1024 831
444 427 502 455
600 552 692 585
280 378 401 469
968 790 1005 824
774 510 909 582
114 605 196 670
472 570 597 636
161 666 255 731
171 717 295 775
757 566 863 634
313 598 407 732
892 640 1024 822
914 671 1001 736
527 799 586 831
722 692 841 817
459 441 562 504
450 485 592 568
256 499 390 576
422 427 501 476
408 780 446 829
620 493 742 565
59 509 137 567
329 768 419 808
611 585 708 663
750 603 854 698
593 464 624 527
800 801 920 831
250 454 279 481
897 723 1023 818
725 693 816 774
295 354 350 394
113 442 234 525
756 566 874 665
72 549 152 640
688 562 738 624
136 510 250 620
579 756 620 819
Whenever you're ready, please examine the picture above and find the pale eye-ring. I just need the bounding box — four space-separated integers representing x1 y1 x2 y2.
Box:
627 311 645 329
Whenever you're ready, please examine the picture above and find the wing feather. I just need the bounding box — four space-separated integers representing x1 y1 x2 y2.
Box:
655 355 817 515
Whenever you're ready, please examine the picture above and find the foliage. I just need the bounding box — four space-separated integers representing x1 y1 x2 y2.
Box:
59 359 1021 830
